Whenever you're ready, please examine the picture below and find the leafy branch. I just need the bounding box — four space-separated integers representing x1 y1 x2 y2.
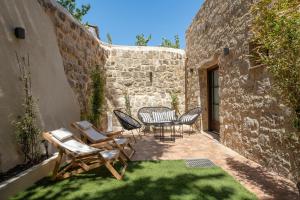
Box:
12 53 41 164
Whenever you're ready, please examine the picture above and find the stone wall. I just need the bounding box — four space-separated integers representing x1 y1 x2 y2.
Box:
186 0 300 182
38 0 109 118
103 45 186 123
38 0 186 128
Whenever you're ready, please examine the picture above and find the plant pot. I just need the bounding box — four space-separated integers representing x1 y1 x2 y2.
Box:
0 154 58 200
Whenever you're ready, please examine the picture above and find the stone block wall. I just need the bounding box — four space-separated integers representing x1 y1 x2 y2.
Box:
186 0 299 182
103 45 186 123
38 0 186 128
38 0 109 117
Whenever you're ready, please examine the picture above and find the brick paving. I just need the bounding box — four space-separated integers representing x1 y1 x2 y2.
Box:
128 130 298 200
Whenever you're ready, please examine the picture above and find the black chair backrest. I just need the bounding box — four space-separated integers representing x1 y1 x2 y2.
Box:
178 107 202 125
113 110 141 131
137 106 174 123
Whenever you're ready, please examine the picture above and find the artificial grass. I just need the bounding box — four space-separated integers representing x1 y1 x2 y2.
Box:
11 160 257 200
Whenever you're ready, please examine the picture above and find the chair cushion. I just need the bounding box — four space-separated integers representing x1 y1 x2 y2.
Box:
62 139 99 154
85 127 108 142
180 114 198 123
51 128 73 141
112 138 129 146
165 110 176 121
76 121 93 130
153 111 176 122
139 112 153 123
100 150 119 160
152 112 165 122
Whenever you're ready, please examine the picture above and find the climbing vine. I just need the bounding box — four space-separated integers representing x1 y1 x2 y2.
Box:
123 90 132 116
88 66 105 127
169 91 180 116
251 0 300 188
12 54 41 164
251 0 300 130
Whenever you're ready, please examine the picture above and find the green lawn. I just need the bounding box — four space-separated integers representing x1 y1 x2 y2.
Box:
11 160 257 200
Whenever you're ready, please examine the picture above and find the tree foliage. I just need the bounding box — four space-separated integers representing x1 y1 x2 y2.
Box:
135 34 152 46
161 35 180 49
88 66 105 127
251 0 300 130
12 54 41 164
57 0 90 22
107 33 113 44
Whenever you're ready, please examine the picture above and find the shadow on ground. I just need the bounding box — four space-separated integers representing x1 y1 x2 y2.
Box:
226 157 299 200
11 160 257 200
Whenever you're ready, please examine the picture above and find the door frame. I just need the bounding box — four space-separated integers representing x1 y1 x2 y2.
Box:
207 65 220 133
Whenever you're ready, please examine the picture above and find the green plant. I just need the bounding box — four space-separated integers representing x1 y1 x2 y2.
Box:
251 0 300 131
169 91 180 115
251 0 300 186
161 35 180 49
57 0 90 22
12 54 41 164
135 34 151 46
123 90 132 116
88 66 105 127
107 33 113 44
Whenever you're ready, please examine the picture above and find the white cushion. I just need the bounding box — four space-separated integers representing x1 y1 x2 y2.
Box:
100 150 119 160
76 121 93 130
152 112 164 122
164 110 176 121
51 128 73 141
153 111 176 122
113 138 129 145
180 114 198 123
140 113 153 123
85 127 108 142
62 139 99 154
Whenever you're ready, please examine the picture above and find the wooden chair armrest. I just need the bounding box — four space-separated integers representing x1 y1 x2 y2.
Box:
106 131 122 137
91 142 112 149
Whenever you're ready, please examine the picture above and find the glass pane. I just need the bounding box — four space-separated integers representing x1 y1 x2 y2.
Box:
213 87 219 104
213 105 219 121
213 71 219 87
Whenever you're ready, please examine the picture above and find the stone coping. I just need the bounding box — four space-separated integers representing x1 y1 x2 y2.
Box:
48 0 186 54
101 42 186 54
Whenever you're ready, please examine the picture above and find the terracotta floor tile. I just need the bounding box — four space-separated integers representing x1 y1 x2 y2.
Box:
126 131 298 200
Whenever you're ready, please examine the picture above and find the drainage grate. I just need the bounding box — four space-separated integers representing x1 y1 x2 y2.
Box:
185 159 216 168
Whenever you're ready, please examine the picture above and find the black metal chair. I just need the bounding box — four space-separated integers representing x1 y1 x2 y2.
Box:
178 107 202 134
137 107 178 140
113 110 142 142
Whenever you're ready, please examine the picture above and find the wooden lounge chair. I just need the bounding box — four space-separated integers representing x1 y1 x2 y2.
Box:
71 121 135 160
43 128 127 180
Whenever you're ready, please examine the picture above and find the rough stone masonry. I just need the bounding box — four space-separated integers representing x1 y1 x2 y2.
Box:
185 0 300 183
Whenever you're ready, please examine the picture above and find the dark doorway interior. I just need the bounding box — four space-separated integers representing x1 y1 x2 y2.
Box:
208 66 220 133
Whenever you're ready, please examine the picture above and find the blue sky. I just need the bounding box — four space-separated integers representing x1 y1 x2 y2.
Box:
76 0 204 48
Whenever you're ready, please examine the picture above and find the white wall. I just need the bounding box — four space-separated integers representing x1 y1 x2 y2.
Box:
0 0 80 172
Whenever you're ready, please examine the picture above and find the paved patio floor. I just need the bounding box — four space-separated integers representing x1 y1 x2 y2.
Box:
129 130 298 200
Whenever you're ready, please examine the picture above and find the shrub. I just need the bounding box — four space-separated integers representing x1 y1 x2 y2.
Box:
135 34 151 46
169 91 180 115
88 66 105 127
161 35 180 49
12 54 41 164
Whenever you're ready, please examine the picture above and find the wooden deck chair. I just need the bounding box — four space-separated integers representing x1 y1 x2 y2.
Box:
43 128 127 180
71 121 135 160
